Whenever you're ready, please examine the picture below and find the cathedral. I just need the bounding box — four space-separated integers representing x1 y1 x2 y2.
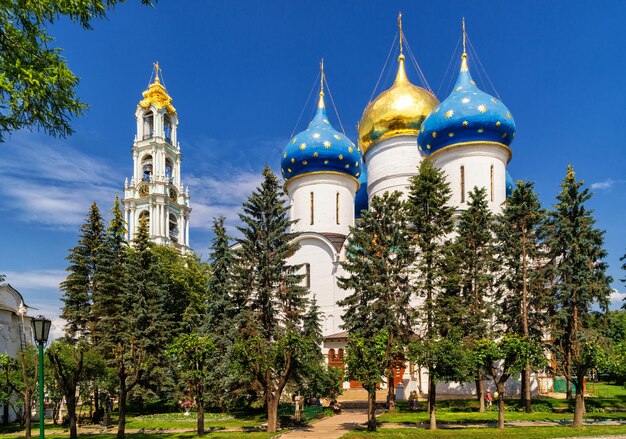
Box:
123 18 534 396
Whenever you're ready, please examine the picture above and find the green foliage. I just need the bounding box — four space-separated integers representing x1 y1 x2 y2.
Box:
409 331 471 385
60 201 105 339
345 331 388 393
0 0 153 141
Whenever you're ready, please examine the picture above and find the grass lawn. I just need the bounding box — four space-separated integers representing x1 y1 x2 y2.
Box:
43 433 278 439
123 412 266 429
345 425 626 438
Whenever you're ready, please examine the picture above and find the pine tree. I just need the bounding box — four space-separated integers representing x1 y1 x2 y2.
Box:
454 186 496 412
229 166 307 433
60 202 104 339
406 159 459 429
207 216 233 342
495 180 548 412
543 165 612 427
339 191 414 425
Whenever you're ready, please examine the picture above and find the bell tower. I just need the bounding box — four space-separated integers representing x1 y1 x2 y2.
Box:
123 63 191 253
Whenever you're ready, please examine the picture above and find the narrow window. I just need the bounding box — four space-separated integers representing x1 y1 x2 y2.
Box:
460 166 465 203
310 192 314 225
304 263 311 288
490 165 494 202
336 192 340 225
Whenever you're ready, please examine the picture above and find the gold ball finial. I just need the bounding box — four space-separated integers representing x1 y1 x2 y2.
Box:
153 61 161 84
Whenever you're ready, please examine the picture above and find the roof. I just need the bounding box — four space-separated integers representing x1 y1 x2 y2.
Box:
324 331 348 341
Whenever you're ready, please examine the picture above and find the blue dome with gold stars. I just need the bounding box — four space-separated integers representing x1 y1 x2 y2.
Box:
282 88 362 183
418 53 515 157
355 167 368 219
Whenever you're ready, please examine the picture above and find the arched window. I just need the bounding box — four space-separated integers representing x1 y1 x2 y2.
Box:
328 349 336 363
490 164 494 202
138 210 150 231
310 192 315 225
460 165 465 203
142 154 153 182
169 213 179 242
164 115 172 143
338 348 344 360
143 112 154 140
165 158 174 183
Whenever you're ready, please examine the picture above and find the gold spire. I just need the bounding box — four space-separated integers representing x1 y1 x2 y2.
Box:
460 18 469 72
394 12 408 84
318 58 325 109
138 62 176 114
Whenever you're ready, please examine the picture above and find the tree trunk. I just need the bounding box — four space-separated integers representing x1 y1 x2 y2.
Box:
3 401 8 425
67 393 78 439
565 354 572 400
428 373 437 430
117 384 127 439
476 370 485 413
387 374 395 413
523 365 532 412
573 382 585 428
196 390 204 436
24 389 31 439
497 382 506 430
367 388 377 431
266 394 280 433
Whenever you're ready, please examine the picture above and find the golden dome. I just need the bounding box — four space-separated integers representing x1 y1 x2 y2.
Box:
358 54 439 154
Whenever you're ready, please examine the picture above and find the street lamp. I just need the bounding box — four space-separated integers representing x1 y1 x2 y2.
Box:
32 315 51 439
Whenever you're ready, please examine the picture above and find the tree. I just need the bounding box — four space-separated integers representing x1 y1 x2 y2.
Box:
345 331 388 431
495 180 548 412
474 336 546 430
168 334 215 436
229 166 307 433
17 346 38 439
454 187 497 412
47 338 105 439
0 0 153 141
622 251 626 309
406 159 457 429
543 165 613 427
0 353 21 425
339 191 414 418
60 202 104 339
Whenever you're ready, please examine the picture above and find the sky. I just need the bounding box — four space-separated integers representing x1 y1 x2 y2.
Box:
1 0 625 336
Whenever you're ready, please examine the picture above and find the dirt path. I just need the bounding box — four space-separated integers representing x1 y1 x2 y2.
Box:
278 408 371 439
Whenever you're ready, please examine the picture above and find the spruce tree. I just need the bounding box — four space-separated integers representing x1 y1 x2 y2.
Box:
339 191 414 423
229 166 307 433
60 202 104 339
454 186 496 412
495 180 548 412
543 165 612 427
406 159 459 429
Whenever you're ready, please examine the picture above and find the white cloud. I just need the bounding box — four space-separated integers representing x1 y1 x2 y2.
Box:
609 288 626 310
3 269 65 291
590 179 625 190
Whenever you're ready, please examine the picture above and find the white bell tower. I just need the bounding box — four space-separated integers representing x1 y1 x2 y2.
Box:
123 63 191 253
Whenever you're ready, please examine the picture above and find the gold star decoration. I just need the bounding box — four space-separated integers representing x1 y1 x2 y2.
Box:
334 134 341 140
501 133 507 139
434 107 440 113
448 132 454 137
348 147 353 153
291 158 295 163
421 125 425 133
432 131 438 138
491 98 498 104
462 97 470 103
345 164 350 169
470 80 476 86
303 160 308 165
288 168 292 173
456 86 462 92
338 154 343 160
313 152 319 157
356 172 360 177
323 140 331 148
299 143 307 150
496 121 501 127
323 119 330 124
477 105 487 113
507 112 512 119
445 109 454 119
324 160 329 164
283 152 287 158
355 161 359 166
427 144 431 149
312 133 320 139
292 138 297 144
462 121 469 126
477 128 484 133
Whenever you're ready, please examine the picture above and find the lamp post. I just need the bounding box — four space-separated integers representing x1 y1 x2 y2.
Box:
31 315 51 439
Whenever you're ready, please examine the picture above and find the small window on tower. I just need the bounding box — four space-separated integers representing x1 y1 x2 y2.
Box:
169 213 179 243
304 263 311 288
143 112 154 140
165 159 174 183
460 165 465 203
310 192 315 225
164 115 172 143
336 192 340 225
142 154 153 182
490 165 494 202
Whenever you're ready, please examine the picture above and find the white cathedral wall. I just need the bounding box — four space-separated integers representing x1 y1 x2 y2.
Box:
287 174 357 236
431 143 510 214
365 135 421 202
288 235 349 336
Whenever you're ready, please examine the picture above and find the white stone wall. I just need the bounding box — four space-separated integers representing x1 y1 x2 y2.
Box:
287 174 358 236
431 143 510 214
365 135 421 202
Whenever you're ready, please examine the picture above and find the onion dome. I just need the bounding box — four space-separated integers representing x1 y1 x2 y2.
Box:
282 67 362 183
418 51 515 157
358 15 439 155
506 170 515 197
355 167 368 219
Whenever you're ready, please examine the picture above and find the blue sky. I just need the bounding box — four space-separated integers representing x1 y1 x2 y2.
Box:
1 0 625 335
